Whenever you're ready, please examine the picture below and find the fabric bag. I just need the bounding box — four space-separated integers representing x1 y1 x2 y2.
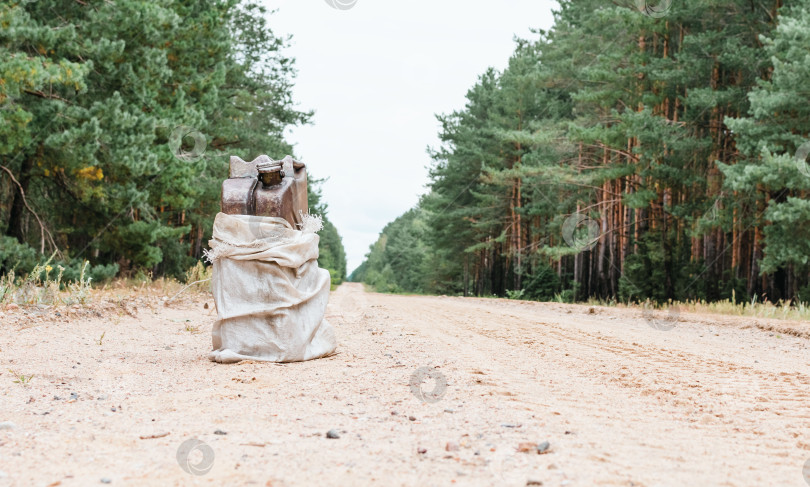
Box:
204 212 336 363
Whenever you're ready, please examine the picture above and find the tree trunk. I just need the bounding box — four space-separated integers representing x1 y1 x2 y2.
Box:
8 154 36 244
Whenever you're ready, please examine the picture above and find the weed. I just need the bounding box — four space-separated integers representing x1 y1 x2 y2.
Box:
506 289 526 300
64 261 92 305
0 270 14 305
9 369 33 384
185 261 212 286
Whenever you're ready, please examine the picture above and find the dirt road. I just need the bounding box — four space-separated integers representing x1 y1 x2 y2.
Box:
2 282 810 486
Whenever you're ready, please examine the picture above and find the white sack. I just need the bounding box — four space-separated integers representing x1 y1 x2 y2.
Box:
205 212 336 363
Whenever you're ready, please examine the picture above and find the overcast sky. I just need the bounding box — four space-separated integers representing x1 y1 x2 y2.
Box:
268 0 558 275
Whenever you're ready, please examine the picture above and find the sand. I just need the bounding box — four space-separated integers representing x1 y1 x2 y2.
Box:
2 282 810 486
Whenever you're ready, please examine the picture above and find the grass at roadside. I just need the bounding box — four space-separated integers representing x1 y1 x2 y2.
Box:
359 280 810 324
0 261 212 311
581 293 810 323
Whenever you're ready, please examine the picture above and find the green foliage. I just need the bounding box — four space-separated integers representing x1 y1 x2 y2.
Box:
308 176 347 285
521 261 560 301
0 236 38 274
318 218 347 285
351 207 430 294
0 0 327 284
62 260 118 286
0 236 118 285
505 289 525 300
356 0 807 305
722 2 810 277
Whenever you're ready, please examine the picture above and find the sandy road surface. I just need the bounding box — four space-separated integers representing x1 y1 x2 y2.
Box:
2 282 810 486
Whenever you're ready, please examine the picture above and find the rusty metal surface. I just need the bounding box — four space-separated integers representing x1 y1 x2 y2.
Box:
221 178 257 215
220 155 308 229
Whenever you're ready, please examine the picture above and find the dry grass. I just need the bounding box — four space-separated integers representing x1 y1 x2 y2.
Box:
0 262 213 316
675 297 810 322
586 291 810 323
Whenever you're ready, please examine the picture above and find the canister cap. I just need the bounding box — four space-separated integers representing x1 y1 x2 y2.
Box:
257 159 283 173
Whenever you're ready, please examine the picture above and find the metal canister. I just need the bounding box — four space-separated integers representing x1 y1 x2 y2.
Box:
221 155 308 228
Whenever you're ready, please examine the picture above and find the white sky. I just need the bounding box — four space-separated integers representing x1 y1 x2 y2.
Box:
268 0 558 275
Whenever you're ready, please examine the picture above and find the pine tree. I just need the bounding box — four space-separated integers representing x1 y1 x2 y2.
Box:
723 1 810 301
356 0 800 305
0 1 330 281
